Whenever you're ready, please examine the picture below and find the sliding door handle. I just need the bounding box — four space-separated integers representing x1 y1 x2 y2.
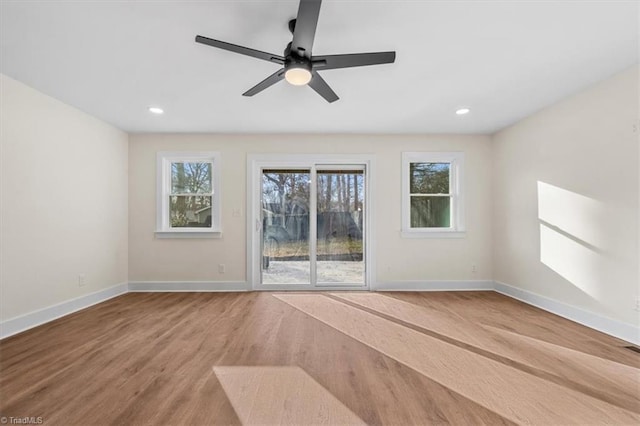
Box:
256 219 261 232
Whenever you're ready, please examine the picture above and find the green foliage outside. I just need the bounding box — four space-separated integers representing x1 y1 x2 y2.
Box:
410 162 451 228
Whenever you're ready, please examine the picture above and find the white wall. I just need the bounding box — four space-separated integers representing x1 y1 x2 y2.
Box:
128 134 493 286
0 74 128 322
492 65 639 326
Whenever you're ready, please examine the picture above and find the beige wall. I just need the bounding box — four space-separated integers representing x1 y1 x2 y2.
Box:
492 65 639 326
128 134 493 285
0 74 128 321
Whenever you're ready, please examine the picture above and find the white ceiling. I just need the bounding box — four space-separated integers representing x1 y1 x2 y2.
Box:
1 0 638 134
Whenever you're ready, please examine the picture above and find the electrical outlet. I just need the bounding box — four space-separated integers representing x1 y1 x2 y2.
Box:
634 297 640 312
78 274 86 287
471 264 477 273
232 208 241 218
218 264 226 274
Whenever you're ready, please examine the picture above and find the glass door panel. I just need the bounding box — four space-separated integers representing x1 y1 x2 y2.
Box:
316 170 365 284
261 169 311 284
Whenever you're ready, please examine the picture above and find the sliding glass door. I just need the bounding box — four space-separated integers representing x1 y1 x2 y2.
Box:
258 164 366 289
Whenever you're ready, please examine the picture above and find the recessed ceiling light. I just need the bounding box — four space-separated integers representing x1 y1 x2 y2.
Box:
148 106 164 115
456 108 470 115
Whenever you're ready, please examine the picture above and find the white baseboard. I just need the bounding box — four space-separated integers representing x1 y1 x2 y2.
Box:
494 281 639 346
0 282 128 340
127 280 493 293
374 280 494 292
128 281 250 292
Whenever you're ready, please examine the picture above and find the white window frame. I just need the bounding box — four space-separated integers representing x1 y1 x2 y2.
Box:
401 152 465 238
156 151 222 238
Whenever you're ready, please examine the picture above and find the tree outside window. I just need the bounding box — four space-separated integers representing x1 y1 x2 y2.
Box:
170 162 212 228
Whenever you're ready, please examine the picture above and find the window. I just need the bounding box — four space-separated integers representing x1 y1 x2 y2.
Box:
156 151 221 237
401 152 465 238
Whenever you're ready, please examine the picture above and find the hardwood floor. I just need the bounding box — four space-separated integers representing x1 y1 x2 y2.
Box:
0 291 638 425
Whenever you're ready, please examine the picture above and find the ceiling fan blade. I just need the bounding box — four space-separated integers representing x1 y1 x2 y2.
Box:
291 0 322 58
242 69 286 97
312 51 396 70
195 35 285 64
308 72 339 103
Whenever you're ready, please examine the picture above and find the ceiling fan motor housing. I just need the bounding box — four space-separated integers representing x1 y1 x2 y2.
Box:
285 53 312 73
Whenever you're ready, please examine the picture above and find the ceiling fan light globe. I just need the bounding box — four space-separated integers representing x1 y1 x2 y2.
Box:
285 67 312 86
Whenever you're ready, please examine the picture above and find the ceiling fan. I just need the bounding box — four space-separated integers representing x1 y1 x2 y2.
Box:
195 0 396 103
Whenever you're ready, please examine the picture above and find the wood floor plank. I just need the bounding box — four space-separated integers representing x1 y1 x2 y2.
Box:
274 293 640 425
209 292 509 425
385 291 639 367
330 292 640 413
1 291 637 425
214 366 366 425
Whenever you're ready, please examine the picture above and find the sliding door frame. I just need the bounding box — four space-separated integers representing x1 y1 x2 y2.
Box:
247 154 375 291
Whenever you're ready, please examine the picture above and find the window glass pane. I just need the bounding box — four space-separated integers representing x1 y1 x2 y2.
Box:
171 162 212 194
261 171 311 284
170 196 212 227
316 171 364 284
410 196 451 228
410 162 450 194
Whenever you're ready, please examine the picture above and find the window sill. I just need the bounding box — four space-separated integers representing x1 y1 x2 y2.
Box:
155 230 222 239
400 230 466 239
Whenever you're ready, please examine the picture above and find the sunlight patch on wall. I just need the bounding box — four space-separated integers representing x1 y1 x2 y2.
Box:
539 223 605 297
537 181 612 299
537 181 604 247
